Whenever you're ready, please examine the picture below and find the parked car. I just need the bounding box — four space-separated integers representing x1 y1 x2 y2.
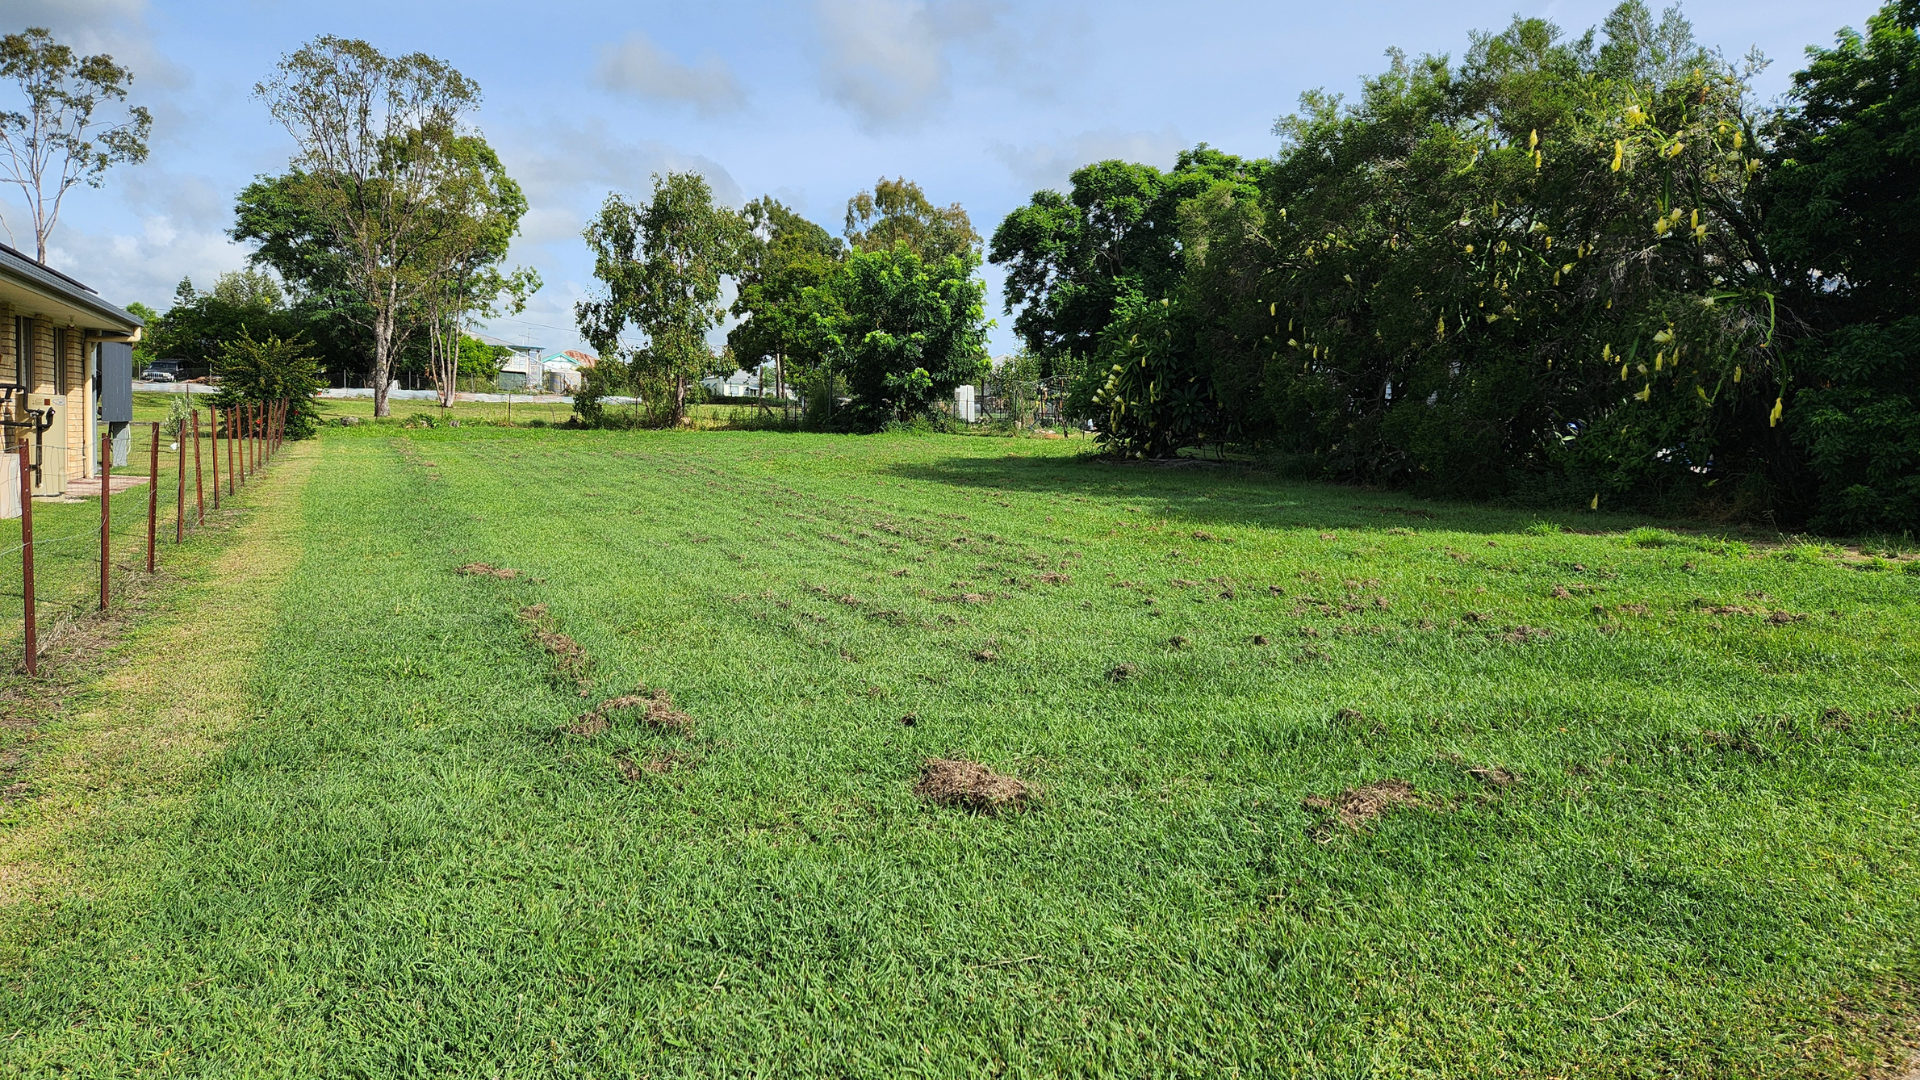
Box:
140 368 177 382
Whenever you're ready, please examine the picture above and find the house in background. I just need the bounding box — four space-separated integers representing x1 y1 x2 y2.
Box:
0 242 142 510
473 334 545 391
700 367 797 400
538 350 596 394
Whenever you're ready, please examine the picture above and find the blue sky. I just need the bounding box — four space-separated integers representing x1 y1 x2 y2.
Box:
9 0 1883 358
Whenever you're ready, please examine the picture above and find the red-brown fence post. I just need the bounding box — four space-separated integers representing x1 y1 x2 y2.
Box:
146 421 159 572
210 407 221 507
99 423 111 611
229 407 241 489
18 439 35 676
251 402 260 470
175 416 187 544
192 409 205 523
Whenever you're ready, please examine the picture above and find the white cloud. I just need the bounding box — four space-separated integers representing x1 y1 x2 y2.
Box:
496 117 743 216
44 215 249 311
1 0 188 90
813 0 1004 129
990 127 1188 191
594 33 746 116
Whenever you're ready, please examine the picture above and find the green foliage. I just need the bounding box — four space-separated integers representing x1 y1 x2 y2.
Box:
991 1 1920 534
210 329 323 438
138 273 306 373
1767 1 1920 533
576 172 748 427
456 335 509 379
811 245 989 431
991 149 1265 379
251 36 493 416
843 177 979 264
728 197 842 387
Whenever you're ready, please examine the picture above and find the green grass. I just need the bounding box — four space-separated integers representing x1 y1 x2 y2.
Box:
3 426 1918 1077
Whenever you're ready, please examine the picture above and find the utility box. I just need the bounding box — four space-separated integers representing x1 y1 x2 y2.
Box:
29 394 66 497
99 342 132 422
99 340 132 468
954 384 978 423
1 448 17 519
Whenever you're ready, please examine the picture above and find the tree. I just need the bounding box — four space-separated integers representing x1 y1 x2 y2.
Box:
990 149 1260 377
728 197 843 407
0 27 151 262
414 135 538 407
253 36 483 418
1767 0 1920 532
137 273 305 375
844 177 980 265
576 172 748 427
231 170 379 385
813 244 989 431
210 329 325 439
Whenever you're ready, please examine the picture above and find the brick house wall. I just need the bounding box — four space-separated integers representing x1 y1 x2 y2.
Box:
0 298 96 482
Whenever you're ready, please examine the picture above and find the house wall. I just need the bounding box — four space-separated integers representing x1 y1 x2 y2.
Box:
0 300 95 481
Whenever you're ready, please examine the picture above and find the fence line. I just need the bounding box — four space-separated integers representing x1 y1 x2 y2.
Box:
7 397 291 674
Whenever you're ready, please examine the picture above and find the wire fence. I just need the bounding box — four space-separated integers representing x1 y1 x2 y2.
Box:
973 375 1074 430
0 398 290 674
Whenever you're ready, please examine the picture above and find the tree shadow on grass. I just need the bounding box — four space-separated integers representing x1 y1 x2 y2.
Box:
879 453 1713 540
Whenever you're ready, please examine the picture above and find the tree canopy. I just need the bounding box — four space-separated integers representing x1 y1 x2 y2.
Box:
986 0 1920 532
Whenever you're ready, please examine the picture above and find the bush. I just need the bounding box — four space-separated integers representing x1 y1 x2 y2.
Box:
209 329 324 439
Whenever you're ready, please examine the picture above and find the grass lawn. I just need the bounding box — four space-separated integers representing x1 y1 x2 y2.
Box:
2 426 1917 1077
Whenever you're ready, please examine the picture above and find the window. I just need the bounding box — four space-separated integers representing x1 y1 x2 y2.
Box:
53 327 66 394
8 316 24 387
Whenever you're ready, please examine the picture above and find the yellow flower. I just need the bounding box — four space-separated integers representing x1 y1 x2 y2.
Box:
1611 141 1624 171
1590 493 1600 510
1465 244 1475 254
1696 386 1709 402
1733 365 1742 383
1620 363 1628 381
1769 397 1784 426
1269 302 1276 316
1654 328 1673 343
1529 129 1539 150
1634 383 1652 402
1602 343 1613 361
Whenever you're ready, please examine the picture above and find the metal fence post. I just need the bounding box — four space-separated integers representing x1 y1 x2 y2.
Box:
192 409 205 523
18 439 35 675
99 423 110 611
146 421 159 572
175 415 187 544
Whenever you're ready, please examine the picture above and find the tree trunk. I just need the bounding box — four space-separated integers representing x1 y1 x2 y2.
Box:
373 312 394 418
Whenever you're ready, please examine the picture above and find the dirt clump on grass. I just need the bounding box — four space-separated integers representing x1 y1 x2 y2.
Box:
1467 764 1518 787
519 604 592 689
1303 778 1419 835
579 688 695 736
457 563 520 579
914 758 1035 814
1106 662 1137 682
